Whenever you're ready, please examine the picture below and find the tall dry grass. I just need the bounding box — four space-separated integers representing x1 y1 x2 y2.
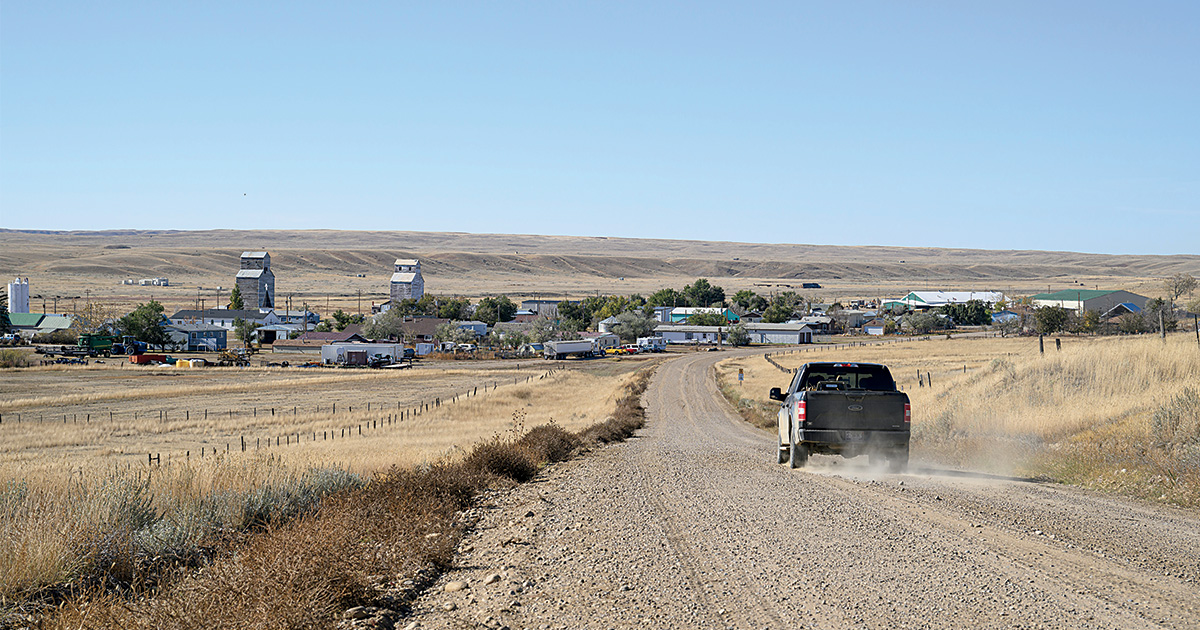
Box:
1 362 650 624
718 334 1200 505
28 367 655 629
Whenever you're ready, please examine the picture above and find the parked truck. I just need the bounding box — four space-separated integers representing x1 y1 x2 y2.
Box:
770 362 910 472
544 339 596 360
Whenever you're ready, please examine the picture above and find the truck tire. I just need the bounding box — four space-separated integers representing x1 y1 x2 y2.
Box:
788 436 808 469
888 444 910 473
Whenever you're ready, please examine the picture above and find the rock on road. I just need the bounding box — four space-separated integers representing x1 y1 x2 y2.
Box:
410 350 1200 629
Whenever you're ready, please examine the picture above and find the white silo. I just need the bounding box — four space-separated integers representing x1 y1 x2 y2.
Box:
7 278 30 314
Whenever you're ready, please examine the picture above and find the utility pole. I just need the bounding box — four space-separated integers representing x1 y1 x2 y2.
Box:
357 289 362 316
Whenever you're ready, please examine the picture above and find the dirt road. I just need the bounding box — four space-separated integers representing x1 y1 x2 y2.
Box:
409 350 1200 629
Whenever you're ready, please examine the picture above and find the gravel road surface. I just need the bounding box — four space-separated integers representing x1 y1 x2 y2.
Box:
409 350 1200 629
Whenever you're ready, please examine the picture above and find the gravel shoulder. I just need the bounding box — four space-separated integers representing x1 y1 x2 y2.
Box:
407 350 1200 630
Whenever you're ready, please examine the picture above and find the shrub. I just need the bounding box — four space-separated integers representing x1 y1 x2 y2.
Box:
0 348 33 368
517 424 580 462
1153 387 1200 445
462 436 540 482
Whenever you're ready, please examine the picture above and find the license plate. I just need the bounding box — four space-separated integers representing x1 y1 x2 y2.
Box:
844 431 865 441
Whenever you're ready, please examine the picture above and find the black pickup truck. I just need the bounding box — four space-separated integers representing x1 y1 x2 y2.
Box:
769 362 910 471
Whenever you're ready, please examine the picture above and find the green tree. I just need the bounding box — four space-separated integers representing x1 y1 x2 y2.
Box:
119 301 171 348
228 285 244 310
437 297 473 320
435 322 476 345
1118 312 1146 334
904 311 945 334
682 279 725 308
610 310 658 342
647 288 685 308
732 289 768 313
528 318 559 343
233 318 260 347
362 307 406 340
1033 306 1070 334
475 296 517 326
0 293 11 334
1144 297 1177 332
688 312 728 326
329 310 363 331
726 322 750 346
939 300 991 326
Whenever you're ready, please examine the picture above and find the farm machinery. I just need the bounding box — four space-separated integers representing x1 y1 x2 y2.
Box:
216 348 252 367
38 333 145 358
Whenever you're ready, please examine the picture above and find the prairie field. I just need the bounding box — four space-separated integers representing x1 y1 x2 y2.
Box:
0 361 633 477
0 356 654 614
717 333 1200 505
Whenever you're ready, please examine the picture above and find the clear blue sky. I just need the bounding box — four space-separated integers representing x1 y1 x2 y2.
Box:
2 2 1197 255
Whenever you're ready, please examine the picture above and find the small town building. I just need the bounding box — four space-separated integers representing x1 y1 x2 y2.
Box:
236 252 276 309
1031 289 1149 314
669 307 740 323
597 316 620 333
743 322 814 344
521 299 577 319
390 259 425 302
165 322 227 351
511 309 540 323
7 313 72 338
899 291 1005 309
862 319 887 336
456 320 488 337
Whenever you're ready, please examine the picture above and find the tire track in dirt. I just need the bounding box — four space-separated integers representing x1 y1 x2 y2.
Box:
409 349 1200 630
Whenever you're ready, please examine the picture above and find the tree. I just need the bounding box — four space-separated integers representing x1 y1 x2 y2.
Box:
0 293 10 334
904 311 944 334
362 308 406 340
682 279 725 308
610 311 658 342
939 300 991 326
70 300 121 335
762 292 804 323
233 318 260 347
528 318 559 343
726 322 750 347
647 288 685 308
1033 306 1070 334
119 301 171 348
435 322 476 345
330 310 363 331
228 285 244 310
688 312 728 327
1164 274 1198 305
437 297 472 320
1144 297 1177 333
475 296 517 326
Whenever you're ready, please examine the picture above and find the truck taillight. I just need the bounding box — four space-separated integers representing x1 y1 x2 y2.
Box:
796 400 806 423
904 403 911 423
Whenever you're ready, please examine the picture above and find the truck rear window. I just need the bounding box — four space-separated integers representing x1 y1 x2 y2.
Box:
800 365 896 391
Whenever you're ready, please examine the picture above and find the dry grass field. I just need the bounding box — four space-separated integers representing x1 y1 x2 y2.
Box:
0 356 655 612
3 229 1197 317
717 333 1200 506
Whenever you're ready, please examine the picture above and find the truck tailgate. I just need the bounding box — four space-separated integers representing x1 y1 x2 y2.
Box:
805 391 907 432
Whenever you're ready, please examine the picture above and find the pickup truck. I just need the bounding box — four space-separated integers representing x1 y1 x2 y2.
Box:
769 362 910 472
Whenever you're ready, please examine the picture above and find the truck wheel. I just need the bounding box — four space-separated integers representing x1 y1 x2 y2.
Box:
888 445 910 473
788 438 808 469
777 442 788 464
